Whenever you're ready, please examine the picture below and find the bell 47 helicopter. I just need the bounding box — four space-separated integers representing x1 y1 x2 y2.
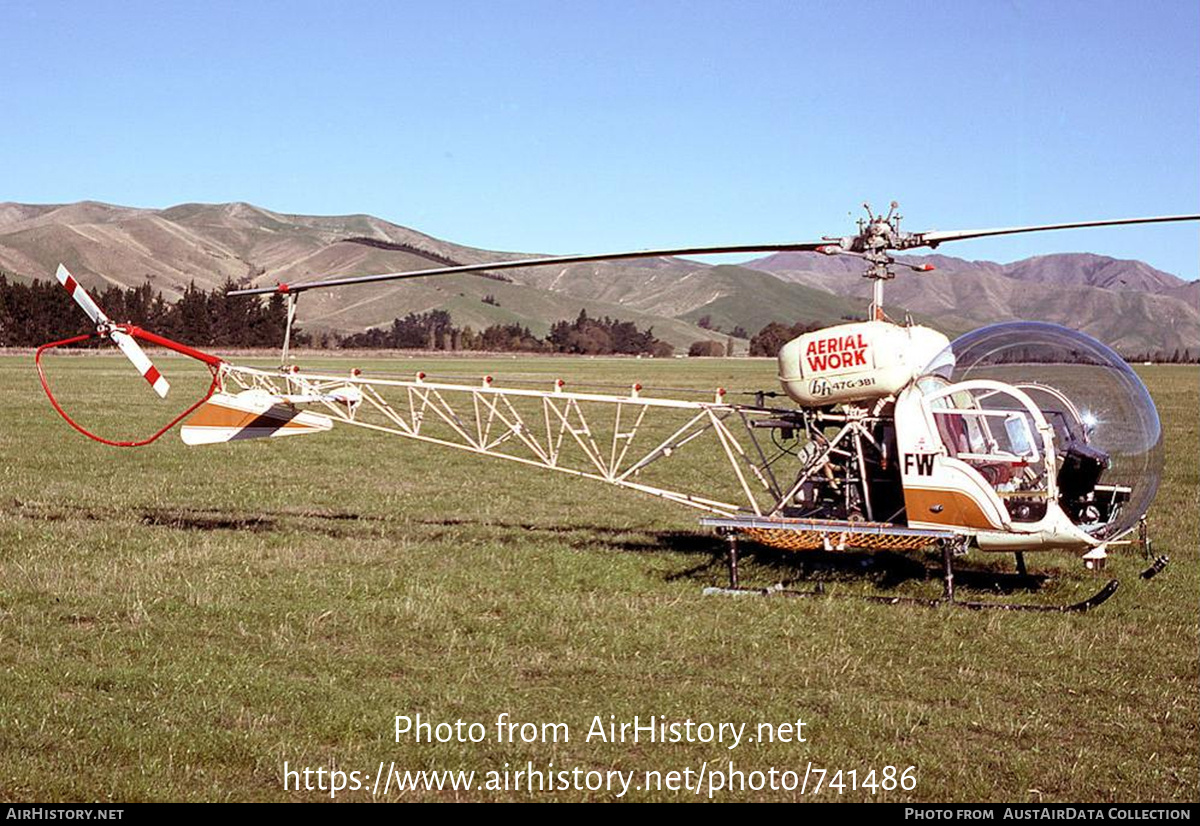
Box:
37 204 1199 611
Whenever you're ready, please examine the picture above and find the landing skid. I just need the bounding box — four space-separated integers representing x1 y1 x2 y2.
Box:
702 581 1121 613
703 531 1123 613
1140 554 1170 580
952 579 1119 613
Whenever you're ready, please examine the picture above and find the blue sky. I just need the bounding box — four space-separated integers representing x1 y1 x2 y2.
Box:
3 0 1198 278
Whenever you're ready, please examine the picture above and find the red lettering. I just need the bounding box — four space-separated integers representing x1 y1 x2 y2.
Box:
804 332 873 374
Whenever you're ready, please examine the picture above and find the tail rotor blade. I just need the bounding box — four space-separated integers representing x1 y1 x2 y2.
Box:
55 264 109 325
54 263 170 398
111 329 171 398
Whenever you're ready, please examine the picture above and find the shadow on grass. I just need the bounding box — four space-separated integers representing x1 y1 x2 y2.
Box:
9 499 382 537
415 516 1048 597
9 497 1050 598
729 544 1047 595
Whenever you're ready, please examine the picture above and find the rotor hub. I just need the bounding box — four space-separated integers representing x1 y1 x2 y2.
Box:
850 202 908 280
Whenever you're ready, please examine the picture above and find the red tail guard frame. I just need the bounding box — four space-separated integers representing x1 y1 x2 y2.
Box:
36 325 225 447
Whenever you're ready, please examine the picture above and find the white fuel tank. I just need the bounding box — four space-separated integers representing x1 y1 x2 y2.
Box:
777 320 950 406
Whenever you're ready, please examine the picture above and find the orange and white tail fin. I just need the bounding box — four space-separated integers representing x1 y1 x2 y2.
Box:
181 390 332 446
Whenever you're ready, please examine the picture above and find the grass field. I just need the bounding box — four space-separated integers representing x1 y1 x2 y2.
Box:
1 351 1195 802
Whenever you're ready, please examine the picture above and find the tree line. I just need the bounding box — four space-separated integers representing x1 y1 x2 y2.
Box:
1122 348 1198 364
0 276 676 356
341 309 675 356
0 275 292 348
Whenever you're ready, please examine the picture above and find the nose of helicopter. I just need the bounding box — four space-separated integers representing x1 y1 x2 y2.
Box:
925 321 1162 543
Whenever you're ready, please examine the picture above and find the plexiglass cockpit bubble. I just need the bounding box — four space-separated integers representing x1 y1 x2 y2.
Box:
922 322 1161 540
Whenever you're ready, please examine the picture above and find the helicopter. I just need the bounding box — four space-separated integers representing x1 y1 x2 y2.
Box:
36 203 1199 611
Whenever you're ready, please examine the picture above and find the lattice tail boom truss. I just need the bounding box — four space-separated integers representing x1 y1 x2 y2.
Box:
219 365 793 517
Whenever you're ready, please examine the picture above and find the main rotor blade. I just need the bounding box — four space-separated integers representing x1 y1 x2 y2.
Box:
916 214 1200 248
228 240 828 296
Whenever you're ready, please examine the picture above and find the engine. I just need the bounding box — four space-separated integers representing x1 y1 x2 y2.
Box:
776 320 950 406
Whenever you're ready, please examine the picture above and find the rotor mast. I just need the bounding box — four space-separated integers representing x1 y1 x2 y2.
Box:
860 201 902 321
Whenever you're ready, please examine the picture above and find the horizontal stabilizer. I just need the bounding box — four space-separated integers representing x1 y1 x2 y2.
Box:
181 391 332 445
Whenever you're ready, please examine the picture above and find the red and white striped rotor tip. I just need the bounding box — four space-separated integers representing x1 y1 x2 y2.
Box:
55 264 170 399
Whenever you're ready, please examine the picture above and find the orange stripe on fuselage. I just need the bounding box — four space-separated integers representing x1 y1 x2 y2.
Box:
903 487 1001 530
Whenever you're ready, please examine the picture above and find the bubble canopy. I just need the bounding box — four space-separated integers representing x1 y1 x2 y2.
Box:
923 322 1162 540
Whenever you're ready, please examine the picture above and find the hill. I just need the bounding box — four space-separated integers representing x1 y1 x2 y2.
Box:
744 250 1199 353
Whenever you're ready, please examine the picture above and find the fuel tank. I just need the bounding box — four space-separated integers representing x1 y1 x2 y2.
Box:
777 320 949 406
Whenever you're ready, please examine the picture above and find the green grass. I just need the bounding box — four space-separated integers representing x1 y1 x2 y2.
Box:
0 353 1195 802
